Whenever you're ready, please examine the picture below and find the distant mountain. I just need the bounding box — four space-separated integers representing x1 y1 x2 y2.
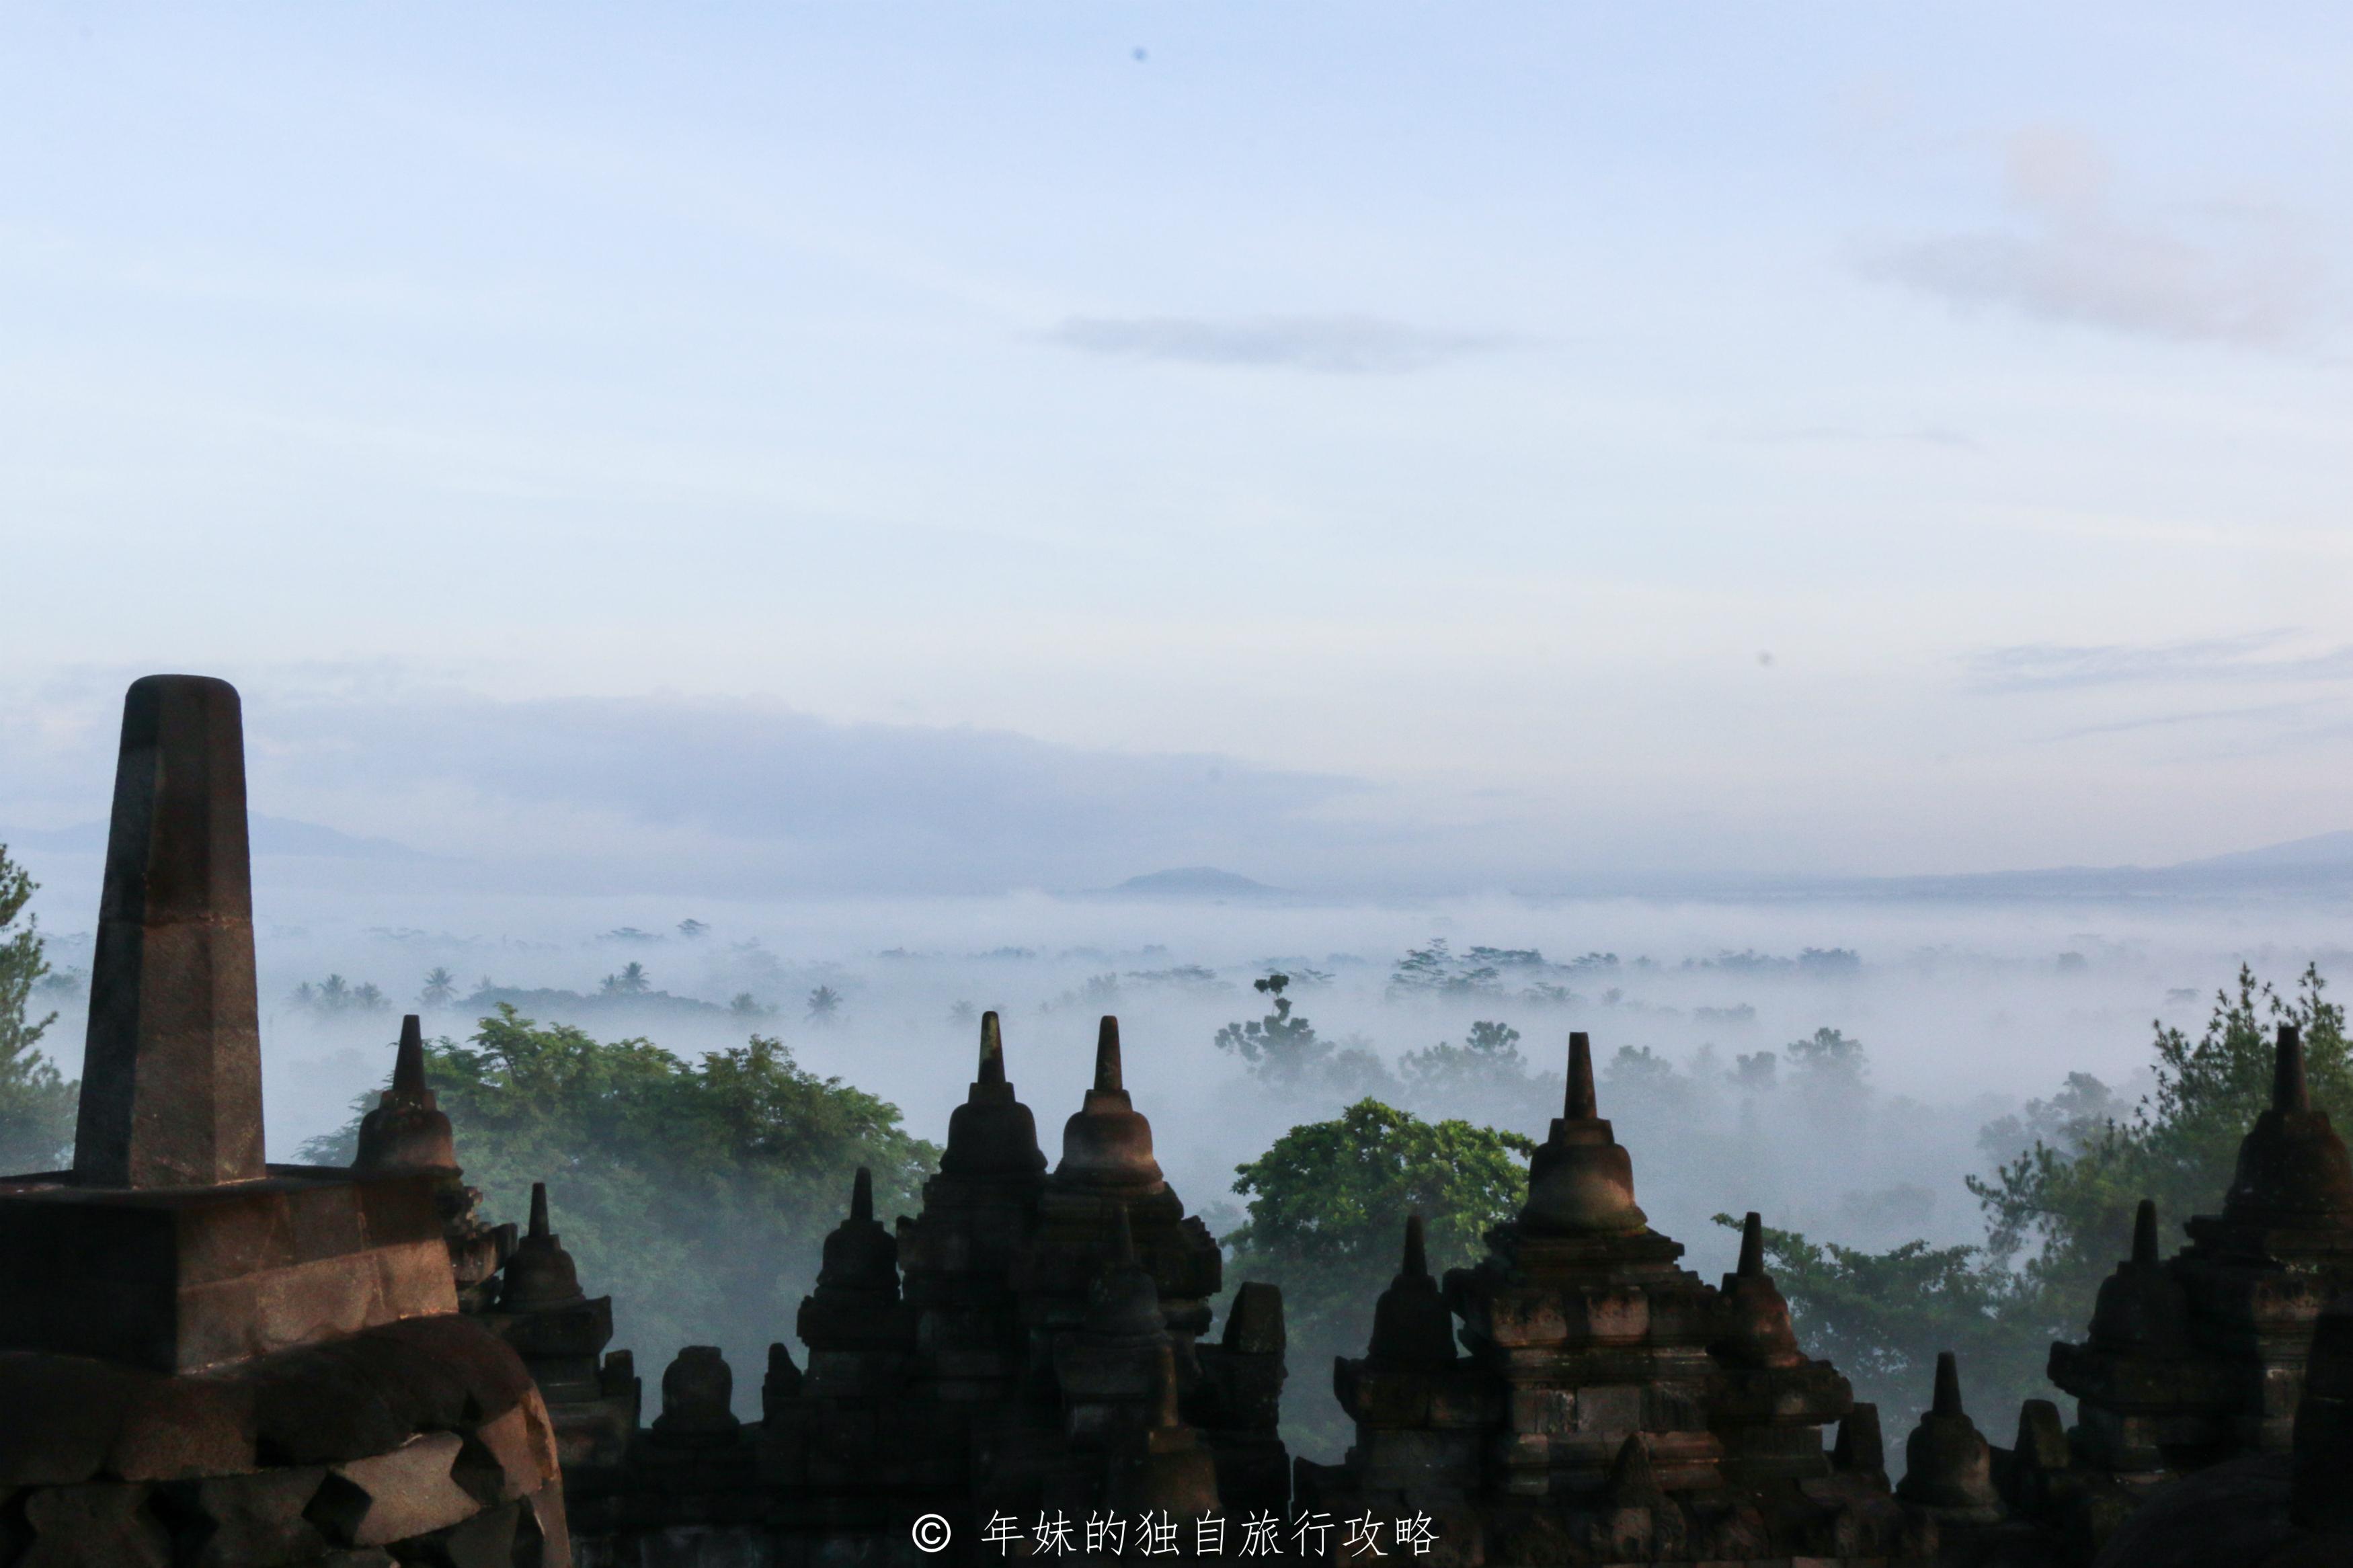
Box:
1 815 427 861
1106 866 1281 900
2174 830 2353 871
1796 828 2353 905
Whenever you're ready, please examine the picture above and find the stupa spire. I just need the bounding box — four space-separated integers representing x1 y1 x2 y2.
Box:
1566 1030 1597 1120
1095 1016 1123 1093
1053 1016 1164 1190
2132 1198 2159 1266
1518 1032 1646 1235
811 1165 898 1300
939 1009 1045 1179
355 1013 456 1173
1897 1350 2004 1520
1737 1211 1765 1278
1933 1350 1963 1417
978 1010 1006 1086
2276 1024 2312 1114
1365 1211 1456 1369
499 1180 585 1310
393 1014 428 1097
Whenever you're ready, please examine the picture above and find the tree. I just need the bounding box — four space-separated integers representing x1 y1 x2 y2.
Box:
1399 1020 1529 1091
307 1005 936 1391
1213 974 1392 1095
1395 1021 1558 1127
1970 963 2351 1318
678 919 709 940
1226 1099 1534 1458
600 962 651 997
1710 1212 2055 1431
0 844 75 1171
1726 965 2353 1436
1786 1027 1868 1089
292 975 389 1015
805 985 842 1025
1386 939 1503 998
420 967 459 1008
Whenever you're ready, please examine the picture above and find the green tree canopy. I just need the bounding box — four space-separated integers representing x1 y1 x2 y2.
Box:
309 1004 938 1386
0 843 75 1172
1731 965 2353 1436
1969 962 2351 1314
1226 1098 1534 1458
1710 1212 2055 1434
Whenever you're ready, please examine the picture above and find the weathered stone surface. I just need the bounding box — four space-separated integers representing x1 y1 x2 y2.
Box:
250 1346 414 1467
0 1354 137 1485
0 1167 457 1372
155 1466 327 1566
18 1481 172 1568
456 1394 562 1503
401 1497 521 1568
307 1431 481 1547
2089 1451 2297 1567
72 674 266 1190
518 1483 575 1568
369 1315 538 1424
110 1370 257 1480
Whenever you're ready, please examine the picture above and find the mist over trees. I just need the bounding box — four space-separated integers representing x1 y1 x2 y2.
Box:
306 1005 937 1382
16 870 2337 1452
0 843 74 1171
1224 1100 1534 1456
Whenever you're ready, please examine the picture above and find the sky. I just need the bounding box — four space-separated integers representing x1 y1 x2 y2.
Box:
5 3 2353 896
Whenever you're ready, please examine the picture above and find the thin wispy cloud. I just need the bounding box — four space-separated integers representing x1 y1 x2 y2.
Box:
2034 701 2325 744
1968 632 2353 694
1864 126 2327 349
1041 313 1513 374
1738 423 1983 454
249 691 1367 895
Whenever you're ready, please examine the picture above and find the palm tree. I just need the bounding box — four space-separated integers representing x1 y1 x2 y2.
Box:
420 966 458 1007
806 985 842 1026
601 962 651 996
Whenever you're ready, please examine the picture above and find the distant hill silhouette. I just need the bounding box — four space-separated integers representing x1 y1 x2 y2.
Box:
2174 829 2353 871
2 815 426 861
1809 828 2353 904
1105 866 1281 900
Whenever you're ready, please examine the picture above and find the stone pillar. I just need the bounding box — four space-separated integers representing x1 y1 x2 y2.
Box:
74 674 266 1188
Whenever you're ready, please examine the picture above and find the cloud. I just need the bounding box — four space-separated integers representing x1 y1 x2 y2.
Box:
1041 313 1512 374
2034 702 2325 744
1966 631 2353 694
1739 423 1982 454
1864 126 2326 348
242 690 1367 895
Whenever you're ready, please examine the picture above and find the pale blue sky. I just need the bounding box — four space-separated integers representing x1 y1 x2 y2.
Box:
4 4 2352 892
